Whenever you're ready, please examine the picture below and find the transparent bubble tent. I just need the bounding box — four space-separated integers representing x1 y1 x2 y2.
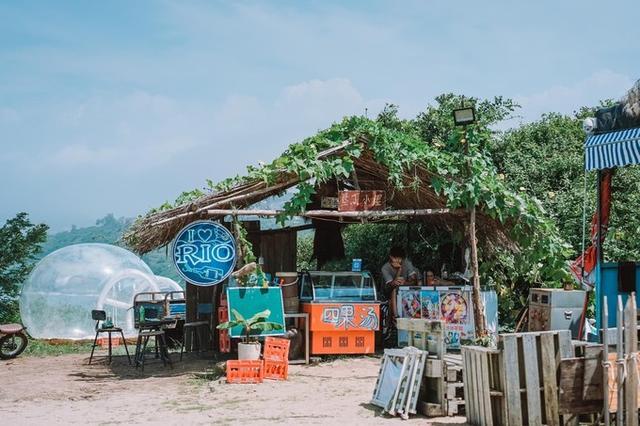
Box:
20 243 182 339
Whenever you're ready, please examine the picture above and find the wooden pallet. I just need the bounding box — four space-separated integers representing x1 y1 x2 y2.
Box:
396 318 445 357
397 318 466 418
462 330 574 426
371 347 428 419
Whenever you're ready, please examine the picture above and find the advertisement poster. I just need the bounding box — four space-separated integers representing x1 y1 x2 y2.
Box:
398 286 496 349
420 290 439 320
400 289 421 319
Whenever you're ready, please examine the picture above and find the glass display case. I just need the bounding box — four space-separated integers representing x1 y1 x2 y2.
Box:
299 271 377 302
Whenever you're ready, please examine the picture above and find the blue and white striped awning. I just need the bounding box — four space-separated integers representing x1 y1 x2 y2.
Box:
585 127 640 171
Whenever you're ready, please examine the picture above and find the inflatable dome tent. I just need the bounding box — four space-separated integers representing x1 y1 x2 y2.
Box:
20 243 182 339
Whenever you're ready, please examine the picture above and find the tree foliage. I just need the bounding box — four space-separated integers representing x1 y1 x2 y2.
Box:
0 213 48 323
490 108 640 264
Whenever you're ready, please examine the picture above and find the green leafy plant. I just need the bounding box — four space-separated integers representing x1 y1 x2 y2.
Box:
0 212 48 323
216 308 283 343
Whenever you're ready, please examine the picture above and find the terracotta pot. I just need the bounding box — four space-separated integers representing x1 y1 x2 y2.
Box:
238 342 261 360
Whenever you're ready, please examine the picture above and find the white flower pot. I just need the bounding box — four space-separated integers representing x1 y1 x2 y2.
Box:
238 342 261 360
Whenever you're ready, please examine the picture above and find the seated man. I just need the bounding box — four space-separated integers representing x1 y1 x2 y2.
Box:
381 246 421 322
425 270 455 286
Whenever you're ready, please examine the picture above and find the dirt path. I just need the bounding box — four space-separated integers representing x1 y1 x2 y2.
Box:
0 352 467 425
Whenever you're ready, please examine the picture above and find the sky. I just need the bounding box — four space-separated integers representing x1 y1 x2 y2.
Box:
1 0 639 232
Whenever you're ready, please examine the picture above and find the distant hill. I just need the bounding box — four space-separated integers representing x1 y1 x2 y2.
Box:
40 214 181 282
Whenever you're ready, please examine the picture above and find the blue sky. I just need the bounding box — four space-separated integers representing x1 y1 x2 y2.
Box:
1 0 638 231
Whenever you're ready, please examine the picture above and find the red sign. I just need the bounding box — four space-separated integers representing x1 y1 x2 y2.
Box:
338 190 385 212
302 303 380 331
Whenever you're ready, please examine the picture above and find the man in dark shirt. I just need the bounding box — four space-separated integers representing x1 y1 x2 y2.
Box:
381 246 421 322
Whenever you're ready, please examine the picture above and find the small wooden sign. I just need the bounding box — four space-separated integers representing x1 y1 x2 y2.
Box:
338 190 386 212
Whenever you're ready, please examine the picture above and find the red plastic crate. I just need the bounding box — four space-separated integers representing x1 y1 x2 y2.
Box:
226 360 263 384
219 329 230 353
98 335 121 349
263 337 290 362
263 360 288 381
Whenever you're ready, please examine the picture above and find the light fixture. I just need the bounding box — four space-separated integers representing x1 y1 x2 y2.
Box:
583 117 597 135
453 107 476 126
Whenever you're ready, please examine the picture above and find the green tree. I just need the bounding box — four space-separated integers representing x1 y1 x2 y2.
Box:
490 108 640 263
0 213 48 323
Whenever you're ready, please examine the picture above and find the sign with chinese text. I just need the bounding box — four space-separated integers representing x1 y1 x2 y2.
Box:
338 190 385 212
172 221 236 286
304 303 380 331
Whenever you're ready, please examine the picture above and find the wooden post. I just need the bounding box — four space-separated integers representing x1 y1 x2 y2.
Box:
463 127 486 338
617 295 624 426
469 207 486 337
603 296 610 426
624 294 638 426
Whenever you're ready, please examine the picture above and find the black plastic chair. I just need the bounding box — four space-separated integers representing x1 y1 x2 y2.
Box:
88 310 131 365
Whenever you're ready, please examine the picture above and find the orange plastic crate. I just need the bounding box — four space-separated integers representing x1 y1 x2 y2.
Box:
98 335 121 349
219 329 230 353
226 360 263 384
263 360 288 380
263 337 290 362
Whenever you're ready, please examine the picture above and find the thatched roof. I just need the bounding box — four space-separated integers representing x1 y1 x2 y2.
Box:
125 138 514 254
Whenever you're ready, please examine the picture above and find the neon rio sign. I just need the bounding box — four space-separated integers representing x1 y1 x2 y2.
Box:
172 221 237 286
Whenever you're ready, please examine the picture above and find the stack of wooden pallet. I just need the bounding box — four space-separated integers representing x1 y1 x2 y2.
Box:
462 329 573 426
371 346 428 420
396 318 465 417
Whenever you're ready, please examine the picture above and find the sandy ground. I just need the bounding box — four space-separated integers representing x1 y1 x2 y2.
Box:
0 350 467 425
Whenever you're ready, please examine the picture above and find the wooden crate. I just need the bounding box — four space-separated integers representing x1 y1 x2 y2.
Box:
462 330 573 426
396 319 464 417
396 318 444 357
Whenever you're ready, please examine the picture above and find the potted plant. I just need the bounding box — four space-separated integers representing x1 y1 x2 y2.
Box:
217 308 283 360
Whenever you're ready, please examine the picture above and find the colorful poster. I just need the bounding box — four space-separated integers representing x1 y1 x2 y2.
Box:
397 286 495 349
439 291 469 324
400 289 421 319
420 290 439 320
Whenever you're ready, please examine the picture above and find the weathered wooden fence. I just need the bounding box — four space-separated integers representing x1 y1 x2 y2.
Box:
462 330 573 426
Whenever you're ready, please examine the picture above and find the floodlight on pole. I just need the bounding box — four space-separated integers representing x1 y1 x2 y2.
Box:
453 107 476 126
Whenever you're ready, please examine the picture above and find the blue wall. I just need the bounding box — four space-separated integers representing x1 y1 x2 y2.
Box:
597 262 640 329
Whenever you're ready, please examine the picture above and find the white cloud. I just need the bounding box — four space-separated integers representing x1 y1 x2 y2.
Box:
514 69 634 123
208 78 384 168
44 91 204 171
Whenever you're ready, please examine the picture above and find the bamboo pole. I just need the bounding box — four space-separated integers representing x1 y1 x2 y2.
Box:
204 208 458 218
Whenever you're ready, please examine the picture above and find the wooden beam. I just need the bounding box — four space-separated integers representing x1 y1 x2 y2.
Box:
205 208 460 218
304 209 457 218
